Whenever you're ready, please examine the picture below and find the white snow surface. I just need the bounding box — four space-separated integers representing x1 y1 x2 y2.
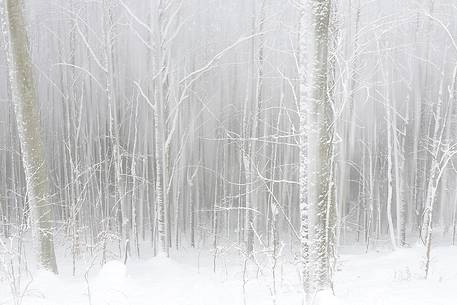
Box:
1 246 456 305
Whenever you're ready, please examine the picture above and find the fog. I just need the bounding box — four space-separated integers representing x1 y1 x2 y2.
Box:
0 1 456 304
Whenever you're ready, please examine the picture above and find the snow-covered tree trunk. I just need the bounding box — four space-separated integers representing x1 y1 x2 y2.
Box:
392 103 407 247
153 0 173 256
423 66 453 278
154 104 168 255
298 4 310 294
5 0 58 273
299 0 334 296
385 87 397 249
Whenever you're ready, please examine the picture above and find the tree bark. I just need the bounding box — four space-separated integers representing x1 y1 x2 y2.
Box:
5 0 58 273
299 0 334 295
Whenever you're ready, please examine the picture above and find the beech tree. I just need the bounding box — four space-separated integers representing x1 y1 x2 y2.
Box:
299 0 335 296
4 0 58 273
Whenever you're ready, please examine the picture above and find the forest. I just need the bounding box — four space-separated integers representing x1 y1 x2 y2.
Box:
0 0 456 304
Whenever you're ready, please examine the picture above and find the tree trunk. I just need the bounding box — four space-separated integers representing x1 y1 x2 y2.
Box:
299 0 334 295
5 0 58 273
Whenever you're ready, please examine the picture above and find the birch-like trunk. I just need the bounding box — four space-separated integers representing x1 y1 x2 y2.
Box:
5 0 58 273
299 0 333 295
385 82 397 249
423 68 450 278
153 0 172 256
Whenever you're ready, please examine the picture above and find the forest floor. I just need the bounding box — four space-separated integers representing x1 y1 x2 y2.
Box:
1 243 456 305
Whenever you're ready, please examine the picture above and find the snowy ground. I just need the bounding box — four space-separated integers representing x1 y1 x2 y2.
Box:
1 245 456 305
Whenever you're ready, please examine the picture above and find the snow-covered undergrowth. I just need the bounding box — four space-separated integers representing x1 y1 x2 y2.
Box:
1 246 455 305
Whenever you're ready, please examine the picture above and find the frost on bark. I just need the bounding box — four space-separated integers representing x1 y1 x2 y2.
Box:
5 0 58 273
299 0 334 295
385 85 397 249
153 0 172 256
422 73 448 279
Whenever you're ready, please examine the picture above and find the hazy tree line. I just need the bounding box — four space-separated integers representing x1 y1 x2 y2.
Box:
1 0 457 297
